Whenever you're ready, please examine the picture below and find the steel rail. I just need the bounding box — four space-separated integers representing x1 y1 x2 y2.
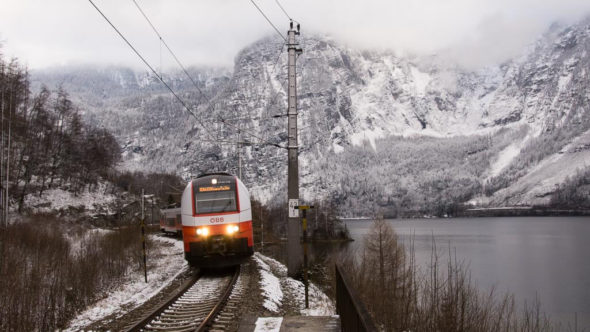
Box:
125 266 240 332
195 265 240 332
125 269 202 332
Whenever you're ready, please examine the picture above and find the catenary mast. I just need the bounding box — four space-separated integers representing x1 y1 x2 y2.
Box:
287 21 303 277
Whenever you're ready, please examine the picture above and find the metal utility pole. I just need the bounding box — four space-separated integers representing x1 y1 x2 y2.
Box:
237 128 242 179
141 189 148 283
0 70 4 228
260 204 264 254
287 21 303 277
295 205 314 308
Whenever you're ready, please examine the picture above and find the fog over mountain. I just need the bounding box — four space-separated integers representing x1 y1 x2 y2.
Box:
31 17 590 216
4 0 590 70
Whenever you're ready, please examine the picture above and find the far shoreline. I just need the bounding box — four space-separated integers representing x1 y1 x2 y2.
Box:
340 207 590 220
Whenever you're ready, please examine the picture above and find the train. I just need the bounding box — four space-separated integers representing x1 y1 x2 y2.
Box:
180 173 253 267
159 207 182 236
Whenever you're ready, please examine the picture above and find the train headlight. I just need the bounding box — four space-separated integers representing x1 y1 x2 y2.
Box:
196 227 209 236
226 225 239 235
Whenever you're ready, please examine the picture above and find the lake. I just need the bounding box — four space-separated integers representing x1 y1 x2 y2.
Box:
344 217 590 330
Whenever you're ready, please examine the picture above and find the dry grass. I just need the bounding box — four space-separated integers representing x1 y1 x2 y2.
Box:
0 216 152 331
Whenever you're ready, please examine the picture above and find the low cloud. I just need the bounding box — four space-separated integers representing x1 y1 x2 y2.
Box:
1 0 589 69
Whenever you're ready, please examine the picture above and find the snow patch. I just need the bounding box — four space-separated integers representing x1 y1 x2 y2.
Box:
283 277 336 316
254 253 335 316
333 142 344 153
24 182 117 214
489 129 590 205
410 66 431 95
67 228 114 256
253 254 283 312
557 73 572 92
350 127 385 150
254 317 283 332
489 141 525 178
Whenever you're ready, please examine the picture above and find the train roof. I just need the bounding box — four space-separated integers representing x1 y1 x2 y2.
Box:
196 172 234 178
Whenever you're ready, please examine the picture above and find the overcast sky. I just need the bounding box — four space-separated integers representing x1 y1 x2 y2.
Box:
1 0 590 70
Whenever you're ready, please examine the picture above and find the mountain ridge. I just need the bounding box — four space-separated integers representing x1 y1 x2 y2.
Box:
30 17 590 215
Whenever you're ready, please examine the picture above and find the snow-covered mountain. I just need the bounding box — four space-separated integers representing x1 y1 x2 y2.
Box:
31 17 590 214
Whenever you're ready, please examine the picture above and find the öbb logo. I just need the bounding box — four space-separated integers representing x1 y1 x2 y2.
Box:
210 217 224 224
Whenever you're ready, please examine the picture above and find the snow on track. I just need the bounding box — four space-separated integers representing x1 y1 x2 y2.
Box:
253 252 335 316
144 274 232 331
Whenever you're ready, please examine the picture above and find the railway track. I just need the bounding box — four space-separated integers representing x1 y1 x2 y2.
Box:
126 265 242 332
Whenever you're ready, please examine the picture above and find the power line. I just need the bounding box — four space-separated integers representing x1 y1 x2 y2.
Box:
130 0 211 105
219 116 286 149
208 40 289 149
130 0 247 143
129 0 292 149
87 0 216 137
89 0 278 148
274 0 295 23
248 0 287 42
90 0 291 152
130 0 287 148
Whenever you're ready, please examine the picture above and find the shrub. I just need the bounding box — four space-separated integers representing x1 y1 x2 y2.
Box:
0 216 151 331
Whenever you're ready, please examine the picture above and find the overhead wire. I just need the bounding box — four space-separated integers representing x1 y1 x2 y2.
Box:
250 0 333 186
274 0 296 23
90 0 283 149
130 0 211 105
131 0 274 148
206 38 289 148
248 0 287 42
131 0 248 146
131 0 291 149
87 0 221 142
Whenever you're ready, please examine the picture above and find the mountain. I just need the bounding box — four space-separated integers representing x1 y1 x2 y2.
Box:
31 18 590 216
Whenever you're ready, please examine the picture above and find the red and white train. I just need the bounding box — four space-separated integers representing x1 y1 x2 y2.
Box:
159 207 182 236
181 173 253 267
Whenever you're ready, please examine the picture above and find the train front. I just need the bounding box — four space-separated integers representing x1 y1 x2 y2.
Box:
181 173 253 267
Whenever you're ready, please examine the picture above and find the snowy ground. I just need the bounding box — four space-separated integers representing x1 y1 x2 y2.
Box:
66 227 114 255
490 129 590 205
64 247 333 331
24 181 118 214
254 317 283 332
65 235 187 331
253 252 335 317
488 141 525 179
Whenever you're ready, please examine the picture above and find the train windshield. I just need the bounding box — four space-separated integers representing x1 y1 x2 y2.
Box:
193 175 238 214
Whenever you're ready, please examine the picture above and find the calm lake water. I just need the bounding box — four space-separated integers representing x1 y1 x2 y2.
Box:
344 217 590 330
